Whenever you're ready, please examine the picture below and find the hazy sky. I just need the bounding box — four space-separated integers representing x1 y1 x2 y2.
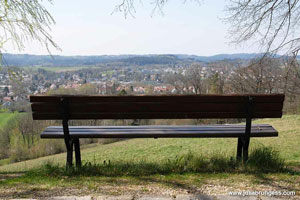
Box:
4 0 261 56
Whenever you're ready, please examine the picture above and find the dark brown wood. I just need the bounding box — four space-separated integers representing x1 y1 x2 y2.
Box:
242 97 253 163
63 118 73 167
32 111 283 120
66 139 73 168
30 94 284 120
30 94 284 167
237 137 243 161
243 117 252 163
74 139 81 167
30 94 285 103
31 102 283 113
61 98 73 167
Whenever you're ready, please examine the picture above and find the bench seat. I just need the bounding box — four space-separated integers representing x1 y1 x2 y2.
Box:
41 124 278 139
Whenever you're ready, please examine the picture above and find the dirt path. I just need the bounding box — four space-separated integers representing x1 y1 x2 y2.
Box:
0 173 299 199
2 184 299 200
7 194 300 200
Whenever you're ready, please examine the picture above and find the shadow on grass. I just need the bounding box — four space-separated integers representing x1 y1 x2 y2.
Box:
253 173 298 191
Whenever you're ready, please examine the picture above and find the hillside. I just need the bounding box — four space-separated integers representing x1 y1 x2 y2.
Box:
1 53 265 67
0 112 18 128
0 115 299 172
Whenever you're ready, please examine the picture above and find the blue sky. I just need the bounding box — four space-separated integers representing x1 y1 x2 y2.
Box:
5 0 261 56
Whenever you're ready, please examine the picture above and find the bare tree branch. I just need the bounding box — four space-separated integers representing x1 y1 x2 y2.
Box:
225 0 300 55
0 0 60 55
113 0 201 17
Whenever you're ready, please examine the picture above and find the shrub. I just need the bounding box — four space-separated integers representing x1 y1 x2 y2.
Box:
10 142 30 162
247 147 285 172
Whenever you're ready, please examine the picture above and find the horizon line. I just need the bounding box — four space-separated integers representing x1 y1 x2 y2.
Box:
2 52 271 57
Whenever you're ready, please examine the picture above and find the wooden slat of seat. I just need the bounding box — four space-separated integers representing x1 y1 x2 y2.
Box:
41 124 278 139
45 124 273 130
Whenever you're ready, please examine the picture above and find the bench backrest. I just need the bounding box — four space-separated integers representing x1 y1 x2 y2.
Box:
30 94 284 120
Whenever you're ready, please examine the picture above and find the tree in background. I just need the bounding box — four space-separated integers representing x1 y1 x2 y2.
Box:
185 64 204 94
281 57 300 112
114 0 200 17
229 58 283 94
165 64 205 94
209 72 224 94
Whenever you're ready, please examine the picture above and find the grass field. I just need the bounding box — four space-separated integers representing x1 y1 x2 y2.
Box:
0 115 299 198
0 112 18 128
0 114 299 172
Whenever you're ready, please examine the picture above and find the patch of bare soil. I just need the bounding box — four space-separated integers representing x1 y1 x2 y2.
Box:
0 177 299 199
0 173 24 181
288 166 300 172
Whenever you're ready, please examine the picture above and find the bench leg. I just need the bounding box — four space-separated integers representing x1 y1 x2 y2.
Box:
65 139 73 167
237 137 250 163
242 137 250 163
236 137 243 161
74 139 82 167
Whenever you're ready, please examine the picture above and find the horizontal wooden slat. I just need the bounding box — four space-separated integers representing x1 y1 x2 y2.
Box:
40 124 278 138
32 111 282 120
30 94 284 120
31 102 283 113
30 94 285 103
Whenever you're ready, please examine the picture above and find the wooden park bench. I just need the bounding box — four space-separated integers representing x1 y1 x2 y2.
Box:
30 94 284 167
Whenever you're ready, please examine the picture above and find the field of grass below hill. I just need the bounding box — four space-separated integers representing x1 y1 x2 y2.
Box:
0 112 18 128
0 114 299 172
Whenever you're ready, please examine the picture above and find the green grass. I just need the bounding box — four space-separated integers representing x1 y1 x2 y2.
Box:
27 147 286 177
0 147 294 198
0 114 299 172
0 112 18 128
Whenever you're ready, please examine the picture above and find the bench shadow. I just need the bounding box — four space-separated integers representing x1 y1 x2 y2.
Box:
252 172 300 192
0 172 212 199
0 172 24 181
0 187 68 199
